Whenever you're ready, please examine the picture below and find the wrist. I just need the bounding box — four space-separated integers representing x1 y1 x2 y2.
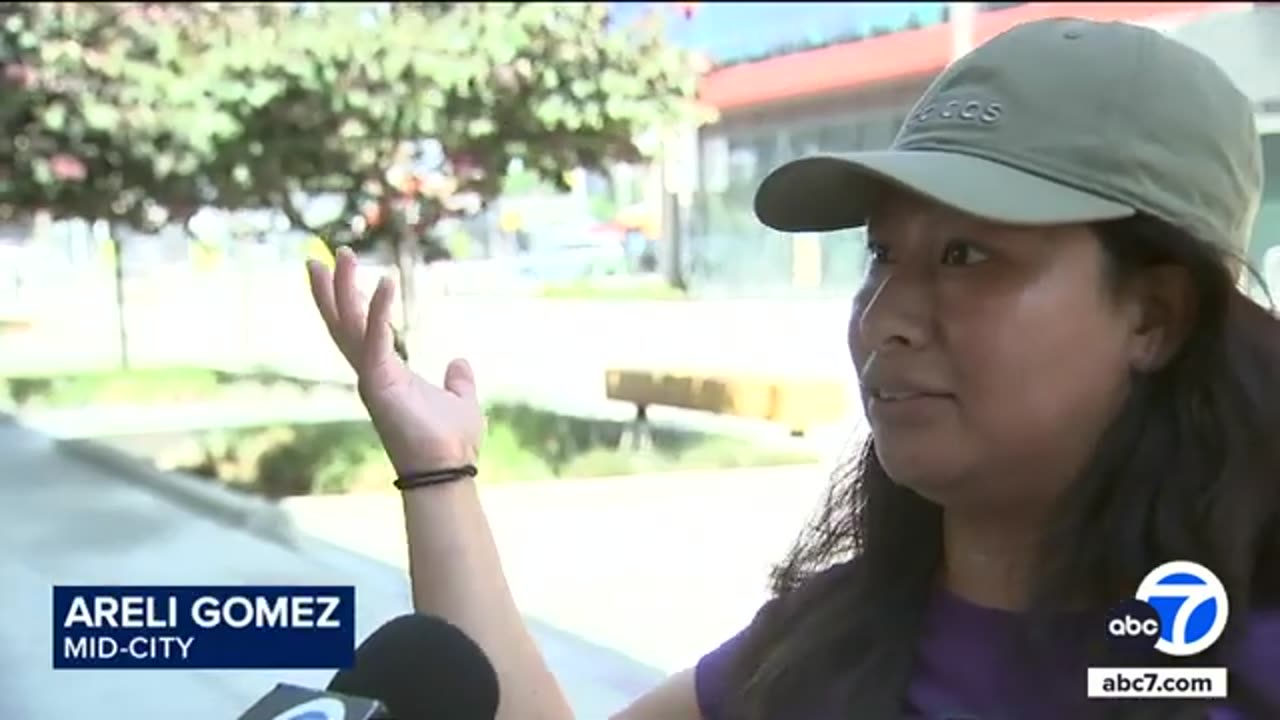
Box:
379 438 478 478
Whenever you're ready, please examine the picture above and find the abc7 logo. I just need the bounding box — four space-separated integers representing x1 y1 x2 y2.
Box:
1105 561 1229 657
271 698 346 720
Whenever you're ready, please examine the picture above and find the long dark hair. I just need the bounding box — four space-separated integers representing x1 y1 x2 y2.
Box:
722 214 1280 719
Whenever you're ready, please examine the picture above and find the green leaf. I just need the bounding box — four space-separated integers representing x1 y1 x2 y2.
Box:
41 102 67 131
468 117 496 137
570 78 594 99
83 102 120 131
31 158 53 186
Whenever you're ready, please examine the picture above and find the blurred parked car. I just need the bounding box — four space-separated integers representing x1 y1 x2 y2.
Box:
518 221 629 282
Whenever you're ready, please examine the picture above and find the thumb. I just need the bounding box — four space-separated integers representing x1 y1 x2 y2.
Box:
443 358 477 400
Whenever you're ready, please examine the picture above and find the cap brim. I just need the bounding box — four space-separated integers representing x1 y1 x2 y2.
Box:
754 149 1135 232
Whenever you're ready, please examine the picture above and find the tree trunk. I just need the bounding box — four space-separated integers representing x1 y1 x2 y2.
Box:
108 222 130 370
391 219 420 364
664 192 688 291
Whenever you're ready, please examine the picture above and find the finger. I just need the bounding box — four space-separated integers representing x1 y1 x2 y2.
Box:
333 246 369 351
443 358 477 401
306 259 356 367
363 274 397 368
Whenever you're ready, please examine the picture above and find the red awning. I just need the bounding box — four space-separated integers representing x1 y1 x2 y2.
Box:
699 2 1227 112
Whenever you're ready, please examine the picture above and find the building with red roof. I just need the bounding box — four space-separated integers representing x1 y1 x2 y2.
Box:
675 3 1279 298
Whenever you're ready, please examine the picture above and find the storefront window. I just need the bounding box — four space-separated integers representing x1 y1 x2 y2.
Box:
789 127 823 159
817 122 864 154
727 139 759 189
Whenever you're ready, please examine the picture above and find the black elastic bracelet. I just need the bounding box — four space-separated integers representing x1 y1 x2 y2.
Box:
393 464 478 491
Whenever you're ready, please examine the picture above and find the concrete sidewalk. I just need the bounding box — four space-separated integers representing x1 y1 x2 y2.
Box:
0 419 666 719
282 463 840 675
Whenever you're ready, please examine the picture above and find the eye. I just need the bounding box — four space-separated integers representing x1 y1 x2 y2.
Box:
940 239 990 266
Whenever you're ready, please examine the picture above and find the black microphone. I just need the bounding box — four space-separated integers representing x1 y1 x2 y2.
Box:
238 614 499 720
327 614 499 719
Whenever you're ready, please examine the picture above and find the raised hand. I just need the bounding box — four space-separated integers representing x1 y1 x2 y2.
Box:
306 247 484 475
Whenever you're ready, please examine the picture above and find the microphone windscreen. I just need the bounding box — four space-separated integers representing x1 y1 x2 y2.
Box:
328 614 499 720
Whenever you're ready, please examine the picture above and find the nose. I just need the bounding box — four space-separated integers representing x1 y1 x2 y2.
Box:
851 268 933 358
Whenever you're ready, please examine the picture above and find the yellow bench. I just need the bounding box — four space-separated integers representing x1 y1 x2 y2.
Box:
605 368 850 445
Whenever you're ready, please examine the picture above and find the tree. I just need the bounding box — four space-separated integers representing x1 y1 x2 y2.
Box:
0 2 246 367
195 2 704 352
0 3 267 227
1 3 706 362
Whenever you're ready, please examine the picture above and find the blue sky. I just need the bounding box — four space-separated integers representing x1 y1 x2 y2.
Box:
609 2 948 63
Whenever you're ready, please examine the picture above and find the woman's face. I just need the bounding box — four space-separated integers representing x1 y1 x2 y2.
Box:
848 190 1146 511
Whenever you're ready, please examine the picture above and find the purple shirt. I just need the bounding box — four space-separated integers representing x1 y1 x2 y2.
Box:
696 583 1280 719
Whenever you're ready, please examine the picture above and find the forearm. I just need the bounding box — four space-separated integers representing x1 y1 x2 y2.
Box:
401 479 575 720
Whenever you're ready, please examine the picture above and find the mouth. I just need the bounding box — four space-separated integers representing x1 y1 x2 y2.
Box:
870 389 936 402
868 387 951 400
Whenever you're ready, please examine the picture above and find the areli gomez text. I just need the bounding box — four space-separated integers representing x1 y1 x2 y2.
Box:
60 592 342 662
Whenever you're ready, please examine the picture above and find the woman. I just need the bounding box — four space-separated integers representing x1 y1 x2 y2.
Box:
306 18 1280 720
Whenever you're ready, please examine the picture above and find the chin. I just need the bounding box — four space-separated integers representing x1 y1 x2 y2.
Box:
873 442 970 504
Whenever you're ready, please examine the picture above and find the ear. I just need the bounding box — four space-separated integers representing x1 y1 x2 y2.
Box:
1126 264 1197 372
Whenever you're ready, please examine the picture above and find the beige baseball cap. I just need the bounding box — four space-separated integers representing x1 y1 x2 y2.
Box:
753 17 1263 255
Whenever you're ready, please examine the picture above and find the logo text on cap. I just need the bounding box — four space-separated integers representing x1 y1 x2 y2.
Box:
911 99 1002 126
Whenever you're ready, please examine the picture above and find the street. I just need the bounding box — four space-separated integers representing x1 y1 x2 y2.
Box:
0 266 859 416
0 269 866 451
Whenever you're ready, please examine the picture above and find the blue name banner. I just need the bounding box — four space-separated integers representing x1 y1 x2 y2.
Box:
52 585 355 670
